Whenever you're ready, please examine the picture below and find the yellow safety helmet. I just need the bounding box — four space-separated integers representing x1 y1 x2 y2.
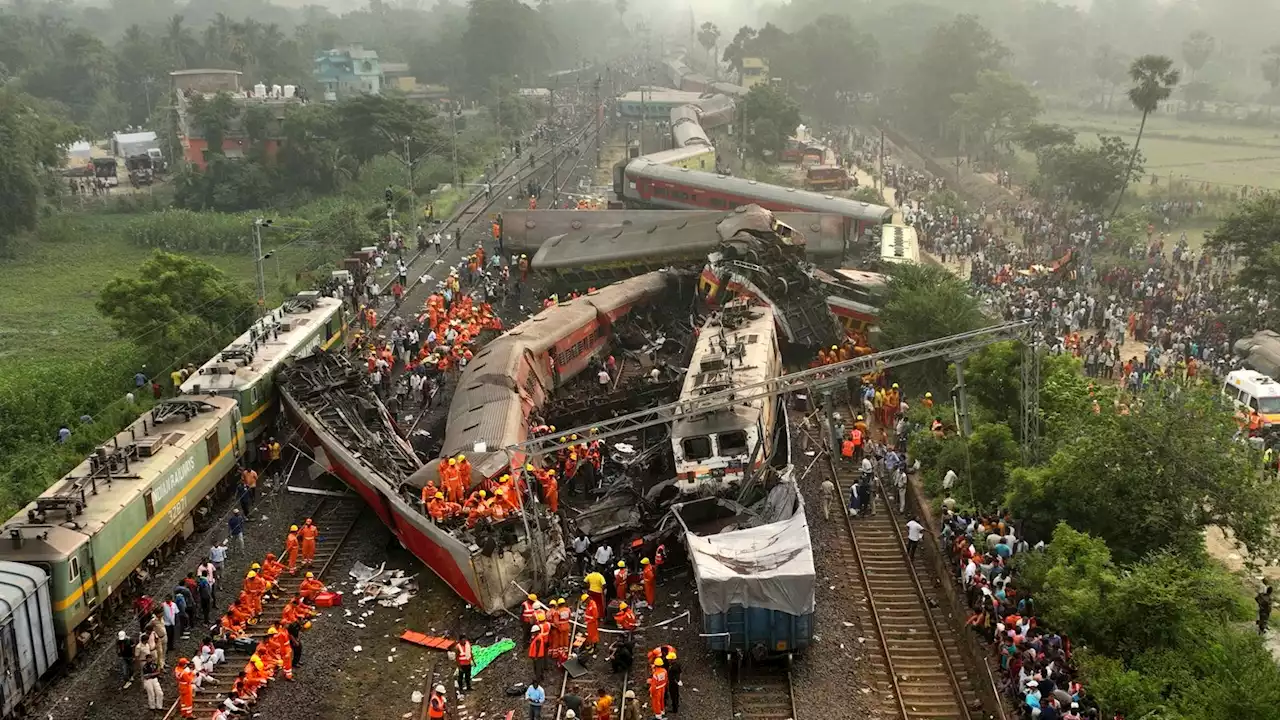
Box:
251 563 261 570
435 492 445 499
893 382 899 389
857 415 864 421
559 437 567 443
535 611 546 621
449 458 457 466
247 571 257 578
303 621 313 630
305 572 314 579
570 434 578 441
641 558 650 565
457 454 466 461
525 464 534 471
581 594 589 601
925 392 933 398
547 469 556 476
500 474 510 482
479 490 487 498
618 602 628 610
557 598 566 605
549 426 556 432
666 651 677 660
617 561 626 568
654 658 664 666
290 525 299 532
831 345 838 351
590 427 598 434
267 627 278 635
528 593 538 601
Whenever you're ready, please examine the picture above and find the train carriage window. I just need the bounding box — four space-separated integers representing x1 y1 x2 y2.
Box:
681 436 713 461
718 431 749 457
69 556 81 582
206 432 220 463
710 198 727 209
144 491 155 520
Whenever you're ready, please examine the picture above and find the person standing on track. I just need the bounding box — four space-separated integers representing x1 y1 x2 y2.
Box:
455 634 474 692
175 657 196 718
664 651 682 714
141 655 164 711
648 657 668 718
905 515 925 560
300 518 318 568
820 479 836 520
285 525 300 574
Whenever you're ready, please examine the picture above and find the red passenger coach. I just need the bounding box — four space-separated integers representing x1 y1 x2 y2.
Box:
616 159 893 245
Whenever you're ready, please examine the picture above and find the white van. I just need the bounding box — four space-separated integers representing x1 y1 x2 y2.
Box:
1223 369 1280 425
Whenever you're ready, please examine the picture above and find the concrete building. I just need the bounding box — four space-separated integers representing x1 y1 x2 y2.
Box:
314 44 383 101
740 57 769 89
169 69 304 169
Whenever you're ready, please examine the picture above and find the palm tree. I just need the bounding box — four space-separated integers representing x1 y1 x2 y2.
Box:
1109 54 1180 219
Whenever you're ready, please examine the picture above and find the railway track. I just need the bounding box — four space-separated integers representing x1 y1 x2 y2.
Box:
164 495 364 717
731 665 797 720
829 410 979 720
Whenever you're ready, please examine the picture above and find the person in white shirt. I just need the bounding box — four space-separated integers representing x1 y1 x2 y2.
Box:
905 516 925 560
597 369 610 386
593 544 614 574
942 468 957 491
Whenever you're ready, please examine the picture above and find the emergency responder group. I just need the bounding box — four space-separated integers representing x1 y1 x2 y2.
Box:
177 520 329 719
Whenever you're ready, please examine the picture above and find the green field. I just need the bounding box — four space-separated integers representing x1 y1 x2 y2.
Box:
1042 108 1280 191
0 218 325 365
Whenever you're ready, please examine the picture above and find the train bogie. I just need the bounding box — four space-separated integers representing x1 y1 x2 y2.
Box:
0 562 57 717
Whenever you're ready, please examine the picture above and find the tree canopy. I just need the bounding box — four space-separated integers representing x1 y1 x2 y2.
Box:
1206 194 1280 307
0 89 78 254
96 251 257 369
1005 385 1280 562
878 263 985 389
740 83 800 160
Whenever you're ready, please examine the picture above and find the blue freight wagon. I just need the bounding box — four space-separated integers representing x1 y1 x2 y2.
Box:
674 483 815 666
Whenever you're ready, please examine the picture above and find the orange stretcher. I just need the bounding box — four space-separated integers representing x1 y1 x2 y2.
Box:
399 631 455 650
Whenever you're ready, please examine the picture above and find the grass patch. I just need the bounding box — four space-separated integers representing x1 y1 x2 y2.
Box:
1041 108 1280 190
0 220 324 366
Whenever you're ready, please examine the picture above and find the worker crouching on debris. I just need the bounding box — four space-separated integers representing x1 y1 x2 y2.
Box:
261 553 284 584
428 684 447 720
613 601 637 632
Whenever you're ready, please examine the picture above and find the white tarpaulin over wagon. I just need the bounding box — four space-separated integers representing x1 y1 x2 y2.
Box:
684 493 816 617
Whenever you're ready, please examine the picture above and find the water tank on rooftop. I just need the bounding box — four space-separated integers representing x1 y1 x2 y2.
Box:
284 85 296 98
271 84 282 97
253 83 267 98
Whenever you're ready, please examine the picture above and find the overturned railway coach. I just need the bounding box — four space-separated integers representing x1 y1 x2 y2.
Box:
616 160 893 242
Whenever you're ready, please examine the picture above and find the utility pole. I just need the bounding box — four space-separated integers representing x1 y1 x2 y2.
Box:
404 135 415 195
450 105 461 189
594 76 602 168
384 186 395 246
252 218 272 315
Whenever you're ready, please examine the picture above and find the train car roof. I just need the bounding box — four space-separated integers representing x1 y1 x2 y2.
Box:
641 145 714 166
626 160 894 223
0 397 240 559
710 81 747 96
618 89 709 105
440 272 674 466
532 214 725 269
673 304 777 438
181 294 344 395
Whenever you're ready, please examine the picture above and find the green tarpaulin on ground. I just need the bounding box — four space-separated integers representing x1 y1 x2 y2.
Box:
472 638 515 676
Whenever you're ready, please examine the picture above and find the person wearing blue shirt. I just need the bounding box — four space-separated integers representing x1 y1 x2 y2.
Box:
135 370 148 388
57 426 71 444
525 680 546 720
228 510 245 551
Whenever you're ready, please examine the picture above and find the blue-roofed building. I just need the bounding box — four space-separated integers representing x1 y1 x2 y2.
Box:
314 44 383 101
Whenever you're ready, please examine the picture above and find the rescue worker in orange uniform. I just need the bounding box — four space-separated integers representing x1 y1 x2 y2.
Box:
427 684 447 720
520 593 541 643
922 392 934 410
649 657 668 717
455 454 472 491
614 601 637 632
267 626 294 680
439 458 462 503
242 571 266 616
641 557 656 607
261 553 284 584
285 525 300 574
553 598 572 660
299 572 326 601
581 593 600 651
528 621 549 681
175 658 196 718
542 470 559 513
455 635 474 692
614 561 629 604
299 518 318 567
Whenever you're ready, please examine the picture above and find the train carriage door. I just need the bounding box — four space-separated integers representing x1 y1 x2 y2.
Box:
75 546 101 608
230 406 243 459
0 617 19 714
